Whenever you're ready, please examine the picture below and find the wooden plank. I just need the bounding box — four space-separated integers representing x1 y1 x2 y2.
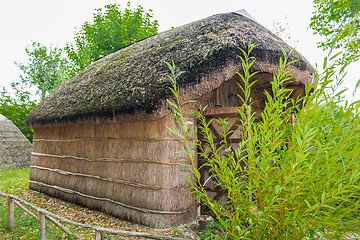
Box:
97 226 187 239
7 197 14 231
213 189 227 201
204 107 263 119
213 138 242 144
39 212 46 240
198 160 206 185
205 112 240 119
14 200 39 220
204 107 240 116
208 123 222 139
95 230 101 240
201 118 242 148
225 119 241 139
46 214 73 236
94 230 102 240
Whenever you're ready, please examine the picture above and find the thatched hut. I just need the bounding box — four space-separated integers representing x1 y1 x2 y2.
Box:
26 12 313 228
0 114 31 170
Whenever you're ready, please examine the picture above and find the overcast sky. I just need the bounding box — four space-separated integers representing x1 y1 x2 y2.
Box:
0 0 359 101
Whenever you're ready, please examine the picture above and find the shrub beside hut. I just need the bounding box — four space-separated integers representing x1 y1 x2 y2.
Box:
26 12 313 228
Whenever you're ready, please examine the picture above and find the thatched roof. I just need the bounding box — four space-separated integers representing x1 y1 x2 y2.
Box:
0 115 31 170
27 12 313 127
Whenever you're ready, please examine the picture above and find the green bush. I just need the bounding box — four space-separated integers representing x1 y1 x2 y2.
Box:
167 43 360 239
0 83 36 142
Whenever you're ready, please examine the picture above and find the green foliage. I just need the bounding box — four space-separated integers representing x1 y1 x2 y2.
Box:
310 0 360 59
0 83 36 142
15 41 68 100
64 2 159 77
167 43 360 239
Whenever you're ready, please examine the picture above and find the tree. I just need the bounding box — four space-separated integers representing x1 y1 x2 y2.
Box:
310 0 360 58
64 2 159 77
15 42 68 99
0 83 36 142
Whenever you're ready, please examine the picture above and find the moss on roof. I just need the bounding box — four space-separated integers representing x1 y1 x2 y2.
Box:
26 12 312 127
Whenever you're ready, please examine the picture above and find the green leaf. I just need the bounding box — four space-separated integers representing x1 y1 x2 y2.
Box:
167 100 179 110
167 126 185 141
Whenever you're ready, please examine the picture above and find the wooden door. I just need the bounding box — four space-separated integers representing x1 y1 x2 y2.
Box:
198 107 242 215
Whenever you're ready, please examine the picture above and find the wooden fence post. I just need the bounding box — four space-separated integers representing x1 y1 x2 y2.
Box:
95 229 106 240
95 229 101 240
45 215 73 236
7 197 14 231
39 212 46 240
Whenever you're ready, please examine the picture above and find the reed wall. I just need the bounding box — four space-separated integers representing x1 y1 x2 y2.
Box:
29 106 197 228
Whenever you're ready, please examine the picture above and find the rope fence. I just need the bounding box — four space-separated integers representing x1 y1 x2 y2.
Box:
0 191 189 240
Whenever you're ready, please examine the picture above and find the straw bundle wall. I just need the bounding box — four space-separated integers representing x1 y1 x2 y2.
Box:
29 105 197 228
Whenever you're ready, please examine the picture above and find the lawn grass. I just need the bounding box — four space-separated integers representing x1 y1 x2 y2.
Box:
0 168 78 239
0 168 30 195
